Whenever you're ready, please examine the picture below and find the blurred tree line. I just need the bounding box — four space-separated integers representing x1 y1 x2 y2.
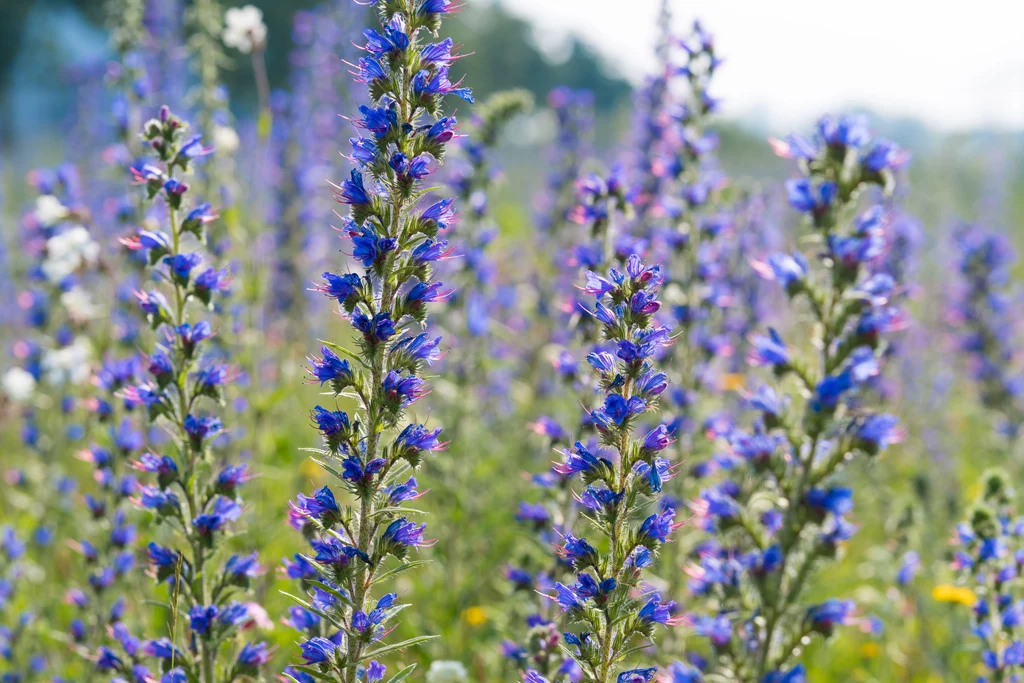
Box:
0 0 633 116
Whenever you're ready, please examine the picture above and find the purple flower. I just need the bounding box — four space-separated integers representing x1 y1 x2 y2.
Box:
382 518 429 547
638 595 678 625
861 139 910 172
300 636 337 664
617 668 658 683
192 497 242 535
316 272 362 300
642 424 674 452
785 178 836 214
404 280 453 306
694 614 732 648
394 423 446 454
308 346 353 386
640 508 678 543
554 441 605 476
854 413 903 453
383 371 428 405
236 641 272 671
163 252 202 281
748 328 789 367
334 169 371 205
312 406 350 437
352 312 396 343
805 599 855 636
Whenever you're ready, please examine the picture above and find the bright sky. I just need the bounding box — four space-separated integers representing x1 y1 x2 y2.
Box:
502 0 1024 131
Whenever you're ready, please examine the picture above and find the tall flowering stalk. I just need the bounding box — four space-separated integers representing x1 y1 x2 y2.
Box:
0 527 47 682
501 173 633 682
65 354 145 681
522 254 680 683
282 1 470 681
119 106 268 683
680 115 910 681
535 88 594 238
948 224 1023 442
946 469 1024 681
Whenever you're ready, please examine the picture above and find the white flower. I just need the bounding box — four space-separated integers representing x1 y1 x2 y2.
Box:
223 5 267 54
60 287 100 322
213 125 240 154
34 195 68 227
2 368 36 402
42 226 100 283
426 661 468 683
42 337 93 386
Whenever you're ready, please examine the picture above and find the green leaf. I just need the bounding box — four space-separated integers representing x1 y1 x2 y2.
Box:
279 591 345 629
309 579 355 607
320 340 371 369
384 663 417 683
362 635 439 661
371 560 430 584
369 506 427 519
312 457 349 482
290 665 339 681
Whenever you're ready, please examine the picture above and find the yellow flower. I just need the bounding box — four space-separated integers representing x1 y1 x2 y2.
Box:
463 606 487 626
720 373 746 392
932 584 976 606
860 642 880 658
300 457 322 480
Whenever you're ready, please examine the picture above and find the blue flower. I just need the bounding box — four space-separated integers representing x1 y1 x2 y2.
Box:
335 169 371 205
639 508 678 543
785 178 836 215
617 668 658 683
352 312 396 343
805 599 854 635
300 637 337 664
382 518 428 547
236 642 271 671
308 346 353 386
748 328 789 367
317 272 362 301
350 226 398 266
192 497 242 535
638 595 678 625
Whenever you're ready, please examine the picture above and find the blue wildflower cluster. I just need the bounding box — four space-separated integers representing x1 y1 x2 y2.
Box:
116 106 269 682
439 88 533 399
6 2 1024 682
947 469 1024 681
680 115 910 681
644 19 732 440
949 224 1023 440
0 526 48 682
282 2 469 682
535 88 595 237
270 2 365 333
64 352 146 673
521 255 680 683
1 167 105 680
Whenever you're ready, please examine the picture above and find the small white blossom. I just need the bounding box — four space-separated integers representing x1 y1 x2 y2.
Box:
42 226 100 283
223 5 267 54
42 337 93 386
2 368 36 402
213 125 241 154
426 661 468 683
60 287 100 322
34 195 68 227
